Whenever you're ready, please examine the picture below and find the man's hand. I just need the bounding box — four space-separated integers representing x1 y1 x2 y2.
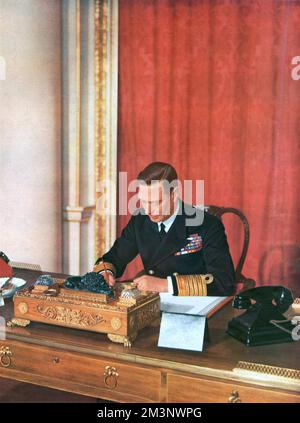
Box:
134 275 168 293
102 271 116 287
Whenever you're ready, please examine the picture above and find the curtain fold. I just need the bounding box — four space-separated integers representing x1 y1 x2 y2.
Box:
117 0 300 291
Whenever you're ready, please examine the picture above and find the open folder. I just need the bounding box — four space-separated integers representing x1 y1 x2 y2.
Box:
159 293 231 317
158 294 231 352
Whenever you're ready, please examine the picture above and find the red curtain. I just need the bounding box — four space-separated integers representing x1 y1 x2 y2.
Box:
117 0 300 293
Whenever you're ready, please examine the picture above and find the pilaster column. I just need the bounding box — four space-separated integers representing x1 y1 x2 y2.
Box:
62 0 118 275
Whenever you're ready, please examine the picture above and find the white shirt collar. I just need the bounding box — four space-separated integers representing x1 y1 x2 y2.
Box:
157 202 179 233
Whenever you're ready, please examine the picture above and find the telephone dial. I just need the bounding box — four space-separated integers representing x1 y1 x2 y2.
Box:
227 286 296 346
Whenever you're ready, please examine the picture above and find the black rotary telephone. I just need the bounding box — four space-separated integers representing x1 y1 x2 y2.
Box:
227 286 295 346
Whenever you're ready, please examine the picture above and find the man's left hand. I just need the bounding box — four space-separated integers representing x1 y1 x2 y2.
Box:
134 275 168 293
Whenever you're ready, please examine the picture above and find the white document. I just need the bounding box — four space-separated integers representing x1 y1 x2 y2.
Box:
159 293 228 316
158 312 206 352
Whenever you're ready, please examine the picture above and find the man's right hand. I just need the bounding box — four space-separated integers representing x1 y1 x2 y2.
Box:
102 271 116 287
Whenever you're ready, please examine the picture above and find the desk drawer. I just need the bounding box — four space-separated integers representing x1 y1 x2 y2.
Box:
0 341 161 401
167 374 300 403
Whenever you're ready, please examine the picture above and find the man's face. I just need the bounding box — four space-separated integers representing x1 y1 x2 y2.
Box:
138 181 178 222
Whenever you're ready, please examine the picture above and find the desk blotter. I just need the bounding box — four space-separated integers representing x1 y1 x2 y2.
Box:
10 280 160 347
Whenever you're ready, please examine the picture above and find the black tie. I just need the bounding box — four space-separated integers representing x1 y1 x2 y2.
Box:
159 222 167 239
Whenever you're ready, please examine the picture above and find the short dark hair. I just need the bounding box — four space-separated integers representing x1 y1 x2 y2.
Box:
137 162 178 185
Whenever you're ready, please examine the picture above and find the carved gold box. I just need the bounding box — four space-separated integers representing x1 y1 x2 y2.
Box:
11 280 160 346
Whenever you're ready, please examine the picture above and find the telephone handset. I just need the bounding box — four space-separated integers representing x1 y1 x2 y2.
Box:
227 286 295 346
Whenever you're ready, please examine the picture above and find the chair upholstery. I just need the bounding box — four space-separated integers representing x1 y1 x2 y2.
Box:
205 205 256 292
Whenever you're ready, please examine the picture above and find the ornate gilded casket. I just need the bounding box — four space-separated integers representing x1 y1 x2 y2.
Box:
10 280 160 347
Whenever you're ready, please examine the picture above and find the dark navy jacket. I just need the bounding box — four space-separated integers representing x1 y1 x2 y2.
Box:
100 202 235 295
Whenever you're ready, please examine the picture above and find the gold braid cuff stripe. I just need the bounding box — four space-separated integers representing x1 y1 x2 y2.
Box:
175 274 214 296
235 361 300 381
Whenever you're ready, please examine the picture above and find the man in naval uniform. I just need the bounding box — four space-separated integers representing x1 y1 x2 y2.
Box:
94 162 235 296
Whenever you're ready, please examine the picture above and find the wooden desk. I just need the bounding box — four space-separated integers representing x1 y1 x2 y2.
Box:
0 269 299 403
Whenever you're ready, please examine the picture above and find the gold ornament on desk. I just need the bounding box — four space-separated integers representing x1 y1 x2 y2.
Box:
10 275 160 347
118 282 146 306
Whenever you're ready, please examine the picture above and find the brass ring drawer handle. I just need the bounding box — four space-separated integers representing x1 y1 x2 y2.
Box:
103 365 119 390
228 390 241 403
53 357 60 364
0 346 12 368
